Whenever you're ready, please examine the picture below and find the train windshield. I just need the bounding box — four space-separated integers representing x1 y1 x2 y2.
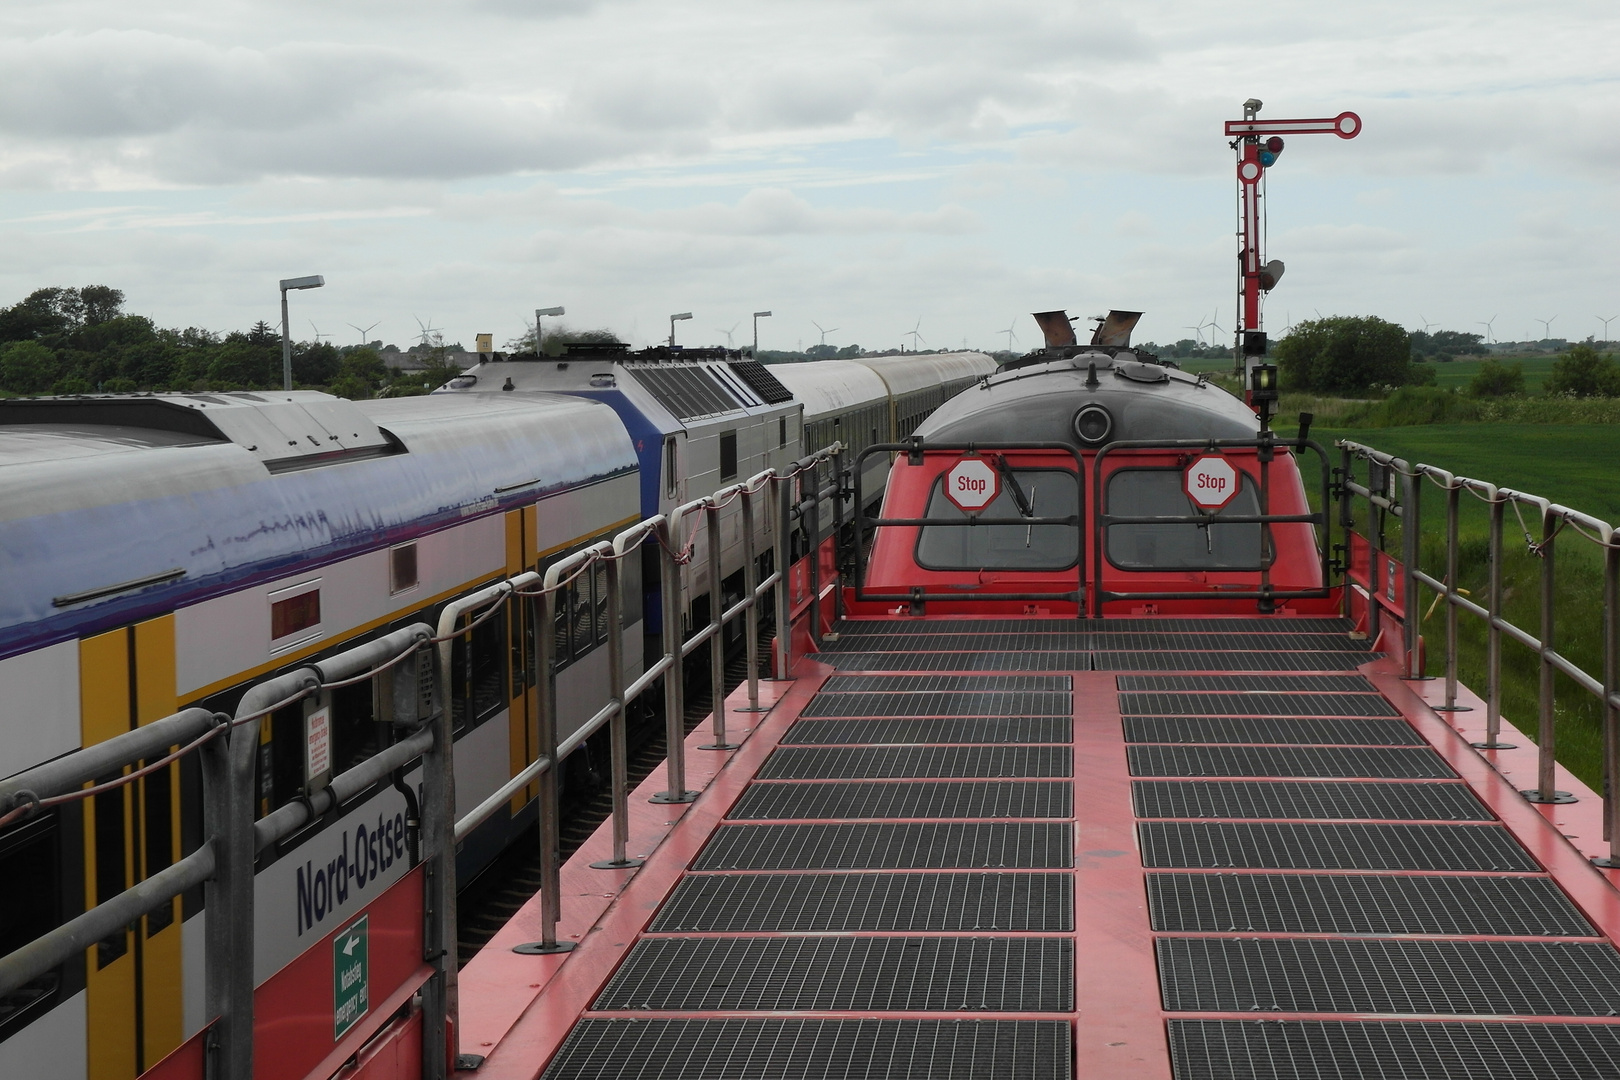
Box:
1105 468 1263 570
915 468 1080 570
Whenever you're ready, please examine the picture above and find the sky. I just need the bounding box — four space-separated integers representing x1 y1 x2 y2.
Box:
1 1 1617 353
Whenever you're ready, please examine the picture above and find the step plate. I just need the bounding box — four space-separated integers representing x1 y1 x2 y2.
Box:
1123 716 1422 746
729 780 1072 821
696 822 1076 870
1131 780 1491 821
1127 745 1455 779
1138 822 1539 871
784 716 1073 745
759 745 1073 780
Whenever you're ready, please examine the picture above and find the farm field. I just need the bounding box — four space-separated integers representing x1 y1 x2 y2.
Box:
1417 354 1561 393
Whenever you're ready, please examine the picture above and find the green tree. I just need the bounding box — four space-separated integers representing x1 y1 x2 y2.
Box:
293 342 342 386
1273 315 1415 394
1468 359 1526 397
0 340 60 394
1545 343 1620 398
329 347 388 399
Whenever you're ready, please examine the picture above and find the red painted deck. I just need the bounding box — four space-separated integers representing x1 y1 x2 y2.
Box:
454 617 1620 1080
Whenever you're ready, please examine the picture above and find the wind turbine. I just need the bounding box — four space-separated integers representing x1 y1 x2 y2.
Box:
1000 319 1020 352
1417 314 1438 335
413 315 443 350
903 318 926 352
811 321 839 348
1597 315 1617 341
1204 310 1225 342
1536 316 1558 340
1477 316 1497 344
716 322 739 348
1184 319 1208 347
347 321 380 346
307 319 333 344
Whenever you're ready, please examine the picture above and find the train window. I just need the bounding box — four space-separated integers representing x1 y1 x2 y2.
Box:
270 583 321 646
143 766 175 935
720 430 738 480
664 437 679 498
916 469 1080 571
778 416 787 448
391 544 418 594
570 575 593 661
330 679 384 777
1104 469 1264 571
594 563 610 645
0 814 63 1037
451 604 508 729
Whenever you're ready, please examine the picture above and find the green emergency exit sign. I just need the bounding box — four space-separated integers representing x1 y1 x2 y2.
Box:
333 914 369 1039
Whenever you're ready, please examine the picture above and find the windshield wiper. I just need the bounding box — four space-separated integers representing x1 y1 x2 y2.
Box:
992 454 1034 518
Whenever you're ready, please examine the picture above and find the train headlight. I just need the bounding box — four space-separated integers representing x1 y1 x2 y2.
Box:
1073 404 1113 444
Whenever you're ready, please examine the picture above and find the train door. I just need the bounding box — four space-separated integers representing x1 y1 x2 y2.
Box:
79 616 184 1080
506 507 540 813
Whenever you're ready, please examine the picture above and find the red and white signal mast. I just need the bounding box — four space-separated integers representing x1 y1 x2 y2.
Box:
1225 99 1361 387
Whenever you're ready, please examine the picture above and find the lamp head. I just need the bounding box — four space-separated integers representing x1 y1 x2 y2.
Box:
279 275 324 291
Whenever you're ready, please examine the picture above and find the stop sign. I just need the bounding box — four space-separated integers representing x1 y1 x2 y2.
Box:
944 457 999 512
1184 453 1239 511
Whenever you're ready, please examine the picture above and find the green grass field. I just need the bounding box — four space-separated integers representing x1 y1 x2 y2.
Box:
1416 354 1561 393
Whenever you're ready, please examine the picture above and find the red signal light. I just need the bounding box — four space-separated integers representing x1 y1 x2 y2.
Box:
1258 135 1285 168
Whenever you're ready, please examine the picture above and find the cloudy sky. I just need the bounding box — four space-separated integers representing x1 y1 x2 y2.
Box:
1 1 1616 352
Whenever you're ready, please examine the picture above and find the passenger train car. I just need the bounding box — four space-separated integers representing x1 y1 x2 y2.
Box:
0 347 993 1079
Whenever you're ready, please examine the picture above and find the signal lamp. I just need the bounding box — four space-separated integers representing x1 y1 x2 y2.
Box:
1073 404 1113 445
1258 136 1285 168
1250 364 1279 404
1242 330 1269 356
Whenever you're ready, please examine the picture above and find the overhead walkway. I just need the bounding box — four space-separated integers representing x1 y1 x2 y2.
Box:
470 617 1620 1080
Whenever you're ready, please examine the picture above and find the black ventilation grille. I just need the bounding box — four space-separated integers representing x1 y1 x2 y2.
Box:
1117 674 1376 693
727 359 794 404
822 651 1092 672
1167 1020 1620 1080
728 780 1071 820
695 822 1075 870
1119 691 1400 717
1123 716 1422 746
1091 633 1367 652
594 937 1074 1012
1131 780 1490 821
1157 937 1620 1015
630 366 743 420
822 674 1073 693
1127 745 1455 779
784 717 1073 746
1138 822 1539 871
758 745 1072 780
832 619 1088 636
1095 650 1380 671
1146 873 1597 936
1088 617 1358 633
542 1019 1073 1080
652 872 1075 932
802 690 1073 717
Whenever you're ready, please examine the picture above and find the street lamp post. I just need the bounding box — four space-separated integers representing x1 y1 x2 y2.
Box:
668 312 692 348
535 306 565 356
752 311 772 358
278 275 325 390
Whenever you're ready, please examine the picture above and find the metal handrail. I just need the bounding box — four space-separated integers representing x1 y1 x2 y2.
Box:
1338 440 1620 866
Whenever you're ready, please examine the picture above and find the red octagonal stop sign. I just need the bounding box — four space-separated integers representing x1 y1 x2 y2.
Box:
944 456 999 512
1184 453 1239 511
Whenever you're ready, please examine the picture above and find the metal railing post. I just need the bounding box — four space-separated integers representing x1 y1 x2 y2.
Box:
1258 430 1275 614
738 480 766 711
1400 462 1422 679
591 544 643 870
806 458 823 647
773 474 793 679
701 501 738 750
1339 444 1354 620
1524 502 1574 803
515 572 575 952
832 446 848 625
419 635 455 1077
652 514 698 804
1472 490 1515 750
1442 479 1464 710
1602 526 1620 864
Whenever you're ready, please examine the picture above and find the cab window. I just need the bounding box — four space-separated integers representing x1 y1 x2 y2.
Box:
1105 468 1264 570
915 468 1080 570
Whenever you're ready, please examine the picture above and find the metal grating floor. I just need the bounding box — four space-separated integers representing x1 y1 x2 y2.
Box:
820 674 1073 693
1117 673 1377 693
820 650 1092 671
783 716 1073 745
1095 650 1382 671
694 822 1076 870
819 632 1092 652
800 690 1073 717
1128 744 1455 779
541 1018 1073 1080
1167 1020 1620 1080
1091 632 1368 651
1138 822 1540 871
1146 873 1597 936
1131 780 1491 821
1157 937 1620 1015
728 780 1071 821
595 937 1074 1012
758 745 1072 779
1120 691 1401 717
652 872 1075 933
1123 715 1422 746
